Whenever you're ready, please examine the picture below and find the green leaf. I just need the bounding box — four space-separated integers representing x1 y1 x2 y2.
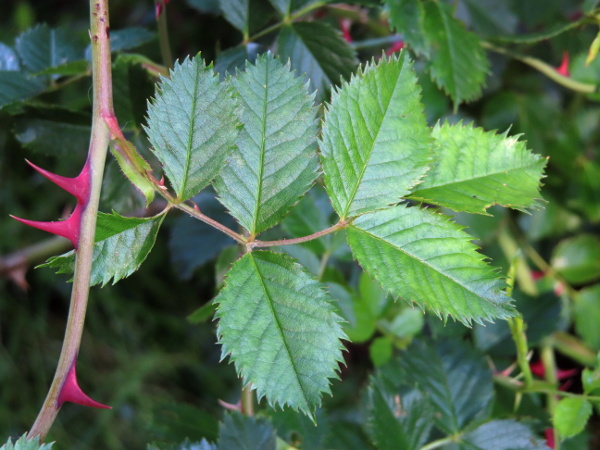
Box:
148 439 216 450
36 60 88 76
369 337 393 367
422 1 489 106
145 55 241 201
0 71 44 108
214 251 346 417
551 234 600 285
459 0 518 36
409 122 546 214
214 54 319 235
40 212 165 286
218 0 273 35
218 413 276 450
169 190 237 279
14 118 90 156
320 54 431 219
367 376 434 450
110 27 156 53
582 367 600 395
347 205 516 324
214 44 261 79
385 0 429 57
1 434 53 450
270 408 329 450
0 43 20 70
113 55 155 130
574 284 600 350
553 398 592 439
278 22 357 99
395 339 494 434
491 19 584 44
459 420 550 449
15 24 85 74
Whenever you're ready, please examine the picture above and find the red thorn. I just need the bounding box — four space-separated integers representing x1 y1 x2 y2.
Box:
26 159 91 203
386 40 405 56
155 2 163 18
557 51 570 77
159 175 165 186
10 205 82 249
339 19 352 43
545 428 556 449
218 399 241 412
57 359 111 410
191 201 200 212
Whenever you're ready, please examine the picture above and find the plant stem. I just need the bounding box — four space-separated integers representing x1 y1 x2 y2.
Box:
419 436 456 450
156 0 173 69
482 42 599 93
241 384 254 416
249 220 349 249
0 237 70 278
175 202 247 244
29 0 113 440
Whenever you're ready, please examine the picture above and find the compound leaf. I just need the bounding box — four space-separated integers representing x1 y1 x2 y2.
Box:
215 251 346 417
278 22 357 99
320 53 431 219
145 55 241 201
214 54 319 236
41 212 165 286
409 122 546 214
346 205 516 324
422 1 489 106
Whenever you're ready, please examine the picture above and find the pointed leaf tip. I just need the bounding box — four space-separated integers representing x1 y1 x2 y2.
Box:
10 207 81 249
25 159 91 203
57 360 111 410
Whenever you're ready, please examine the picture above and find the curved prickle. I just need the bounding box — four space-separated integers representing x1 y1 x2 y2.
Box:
56 358 111 409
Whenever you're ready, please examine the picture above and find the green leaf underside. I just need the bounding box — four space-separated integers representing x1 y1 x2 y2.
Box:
385 0 430 57
145 56 240 201
15 24 84 74
423 2 489 106
409 122 546 214
278 22 357 99
41 212 164 286
347 205 515 324
396 340 494 434
214 54 319 235
0 71 44 108
214 251 346 417
320 54 431 219
218 413 277 450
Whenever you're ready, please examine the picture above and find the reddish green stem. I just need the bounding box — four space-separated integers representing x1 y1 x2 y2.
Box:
28 0 113 440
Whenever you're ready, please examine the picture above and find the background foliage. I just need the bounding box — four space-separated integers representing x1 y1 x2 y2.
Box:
2 0 600 448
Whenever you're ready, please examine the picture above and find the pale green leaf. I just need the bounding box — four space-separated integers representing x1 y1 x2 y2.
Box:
218 413 276 450
145 56 241 201
15 24 85 74
0 43 20 70
40 212 165 286
320 54 431 219
385 0 429 57
347 205 516 324
553 398 592 439
0 71 44 108
394 339 494 434
1 434 53 450
278 22 357 99
215 251 346 416
214 54 319 235
459 420 550 449
575 284 600 350
422 1 489 106
409 122 546 214
551 234 600 285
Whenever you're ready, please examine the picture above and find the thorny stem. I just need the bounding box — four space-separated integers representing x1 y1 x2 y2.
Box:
29 0 113 440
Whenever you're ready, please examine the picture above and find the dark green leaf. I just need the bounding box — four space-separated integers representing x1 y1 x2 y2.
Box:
347 205 516 325
214 54 319 235
459 420 549 449
215 251 346 417
214 43 262 79
395 339 494 434
218 0 273 35
270 408 329 450
0 43 20 70
385 0 429 56
217 413 276 450
409 122 547 214
551 234 600 285
422 1 489 106
584 0 600 13
36 60 88 76
1 434 53 450
113 55 155 130
368 375 433 450
145 55 241 201
15 24 85 74
574 284 600 350
14 118 90 156
169 190 237 279
187 301 217 324
0 71 44 108
40 212 165 286
187 0 222 14
320 54 431 219
458 0 517 36
553 398 592 439
148 439 216 450
278 22 357 99
108 27 156 53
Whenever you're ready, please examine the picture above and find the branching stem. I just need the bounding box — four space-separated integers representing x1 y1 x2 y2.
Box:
249 220 350 249
29 0 113 440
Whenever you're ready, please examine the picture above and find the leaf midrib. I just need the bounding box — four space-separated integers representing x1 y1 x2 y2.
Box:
181 62 201 200
340 64 402 219
249 253 310 409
